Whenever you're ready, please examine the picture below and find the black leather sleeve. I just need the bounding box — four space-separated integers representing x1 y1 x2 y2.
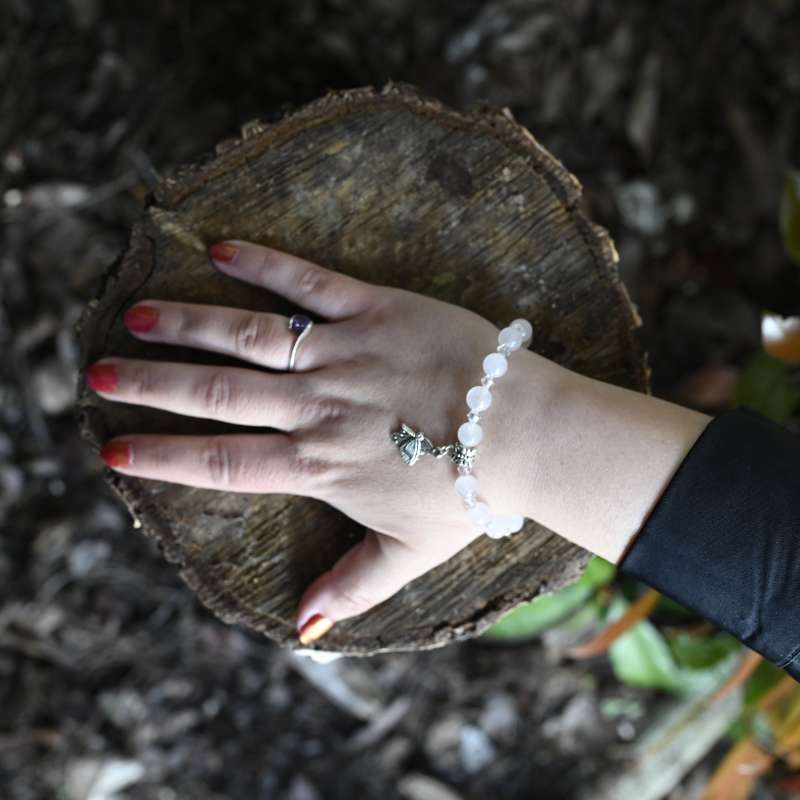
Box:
618 405 800 680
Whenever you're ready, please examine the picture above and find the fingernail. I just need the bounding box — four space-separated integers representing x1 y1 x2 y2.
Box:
298 613 335 645
101 440 132 468
124 305 159 333
208 241 239 266
86 363 119 393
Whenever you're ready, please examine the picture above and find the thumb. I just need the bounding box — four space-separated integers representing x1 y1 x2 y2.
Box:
295 531 430 646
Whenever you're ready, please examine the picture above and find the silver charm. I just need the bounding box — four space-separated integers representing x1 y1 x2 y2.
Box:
390 423 435 466
390 422 477 468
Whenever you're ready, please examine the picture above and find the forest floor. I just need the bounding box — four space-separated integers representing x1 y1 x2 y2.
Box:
1 1 799 798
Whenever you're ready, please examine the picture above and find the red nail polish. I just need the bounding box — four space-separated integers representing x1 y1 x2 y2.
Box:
124 305 159 333
208 242 239 265
101 440 131 468
86 363 118 393
298 613 335 645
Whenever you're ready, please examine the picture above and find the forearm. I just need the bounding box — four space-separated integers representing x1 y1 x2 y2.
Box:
520 351 713 563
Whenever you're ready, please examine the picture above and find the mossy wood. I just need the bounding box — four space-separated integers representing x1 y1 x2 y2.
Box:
76 83 649 655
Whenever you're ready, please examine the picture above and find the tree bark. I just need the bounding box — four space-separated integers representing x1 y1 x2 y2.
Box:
76 82 650 655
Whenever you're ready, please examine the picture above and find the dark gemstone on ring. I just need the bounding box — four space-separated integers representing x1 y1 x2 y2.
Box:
289 314 312 334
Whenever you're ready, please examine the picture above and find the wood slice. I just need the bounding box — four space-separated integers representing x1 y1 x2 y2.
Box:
76 82 649 655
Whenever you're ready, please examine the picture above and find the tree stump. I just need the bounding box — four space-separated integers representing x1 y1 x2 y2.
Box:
76 83 649 655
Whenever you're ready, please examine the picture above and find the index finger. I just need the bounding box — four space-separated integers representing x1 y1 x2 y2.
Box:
208 240 380 321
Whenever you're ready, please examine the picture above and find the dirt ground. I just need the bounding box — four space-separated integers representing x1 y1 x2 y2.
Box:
1 1 799 798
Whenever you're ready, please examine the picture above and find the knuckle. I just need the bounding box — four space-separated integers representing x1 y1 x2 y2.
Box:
173 308 194 338
130 365 156 398
295 451 328 483
232 313 272 358
177 311 210 344
298 391 348 427
288 437 330 492
202 437 234 486
150 442 169 472
258 246 278 273
203 371 233 416
316 394 349 423
294 265 327 298
336 583 375 614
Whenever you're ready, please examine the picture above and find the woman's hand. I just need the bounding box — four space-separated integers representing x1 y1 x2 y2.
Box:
87 240 563 645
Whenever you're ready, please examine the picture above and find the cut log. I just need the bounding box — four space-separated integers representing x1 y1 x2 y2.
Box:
75 82 649 655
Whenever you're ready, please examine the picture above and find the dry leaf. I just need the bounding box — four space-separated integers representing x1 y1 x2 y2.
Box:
711 651 763 704
567 589 660 659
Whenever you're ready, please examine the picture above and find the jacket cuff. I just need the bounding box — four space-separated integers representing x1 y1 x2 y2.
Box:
619 406 800 676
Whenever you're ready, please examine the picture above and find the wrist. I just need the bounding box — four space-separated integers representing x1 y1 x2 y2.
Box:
516 357 712 563
511 350 576 529
475 346 567 531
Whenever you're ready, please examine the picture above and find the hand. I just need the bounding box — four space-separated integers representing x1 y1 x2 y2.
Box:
86 240 562 645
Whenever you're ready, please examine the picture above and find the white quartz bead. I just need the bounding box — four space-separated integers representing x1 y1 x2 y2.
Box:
482 352 508 378
455 321 533 540
510 318 533 345
504 513 525 533
458 421 483 447
498 326 524 351
454 474 480 498
466 385 492 412
485 515 511 538
466 502 492 527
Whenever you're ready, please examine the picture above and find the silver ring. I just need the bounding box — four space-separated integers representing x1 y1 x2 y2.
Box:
287 314 314 371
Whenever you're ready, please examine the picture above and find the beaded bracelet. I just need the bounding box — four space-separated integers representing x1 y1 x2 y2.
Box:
453 318 532 538
390 319 533 540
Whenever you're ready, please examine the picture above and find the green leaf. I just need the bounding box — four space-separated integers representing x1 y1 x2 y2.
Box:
609 611 681 691
648 593 696 618
780 168 800 265
581 556 617 588
607 598 740 694
669 632 741 670
483 556 615 640
734 350 800 422
483 581 593 640
750 709 776 752
744 659 786 708
727 660 786 740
